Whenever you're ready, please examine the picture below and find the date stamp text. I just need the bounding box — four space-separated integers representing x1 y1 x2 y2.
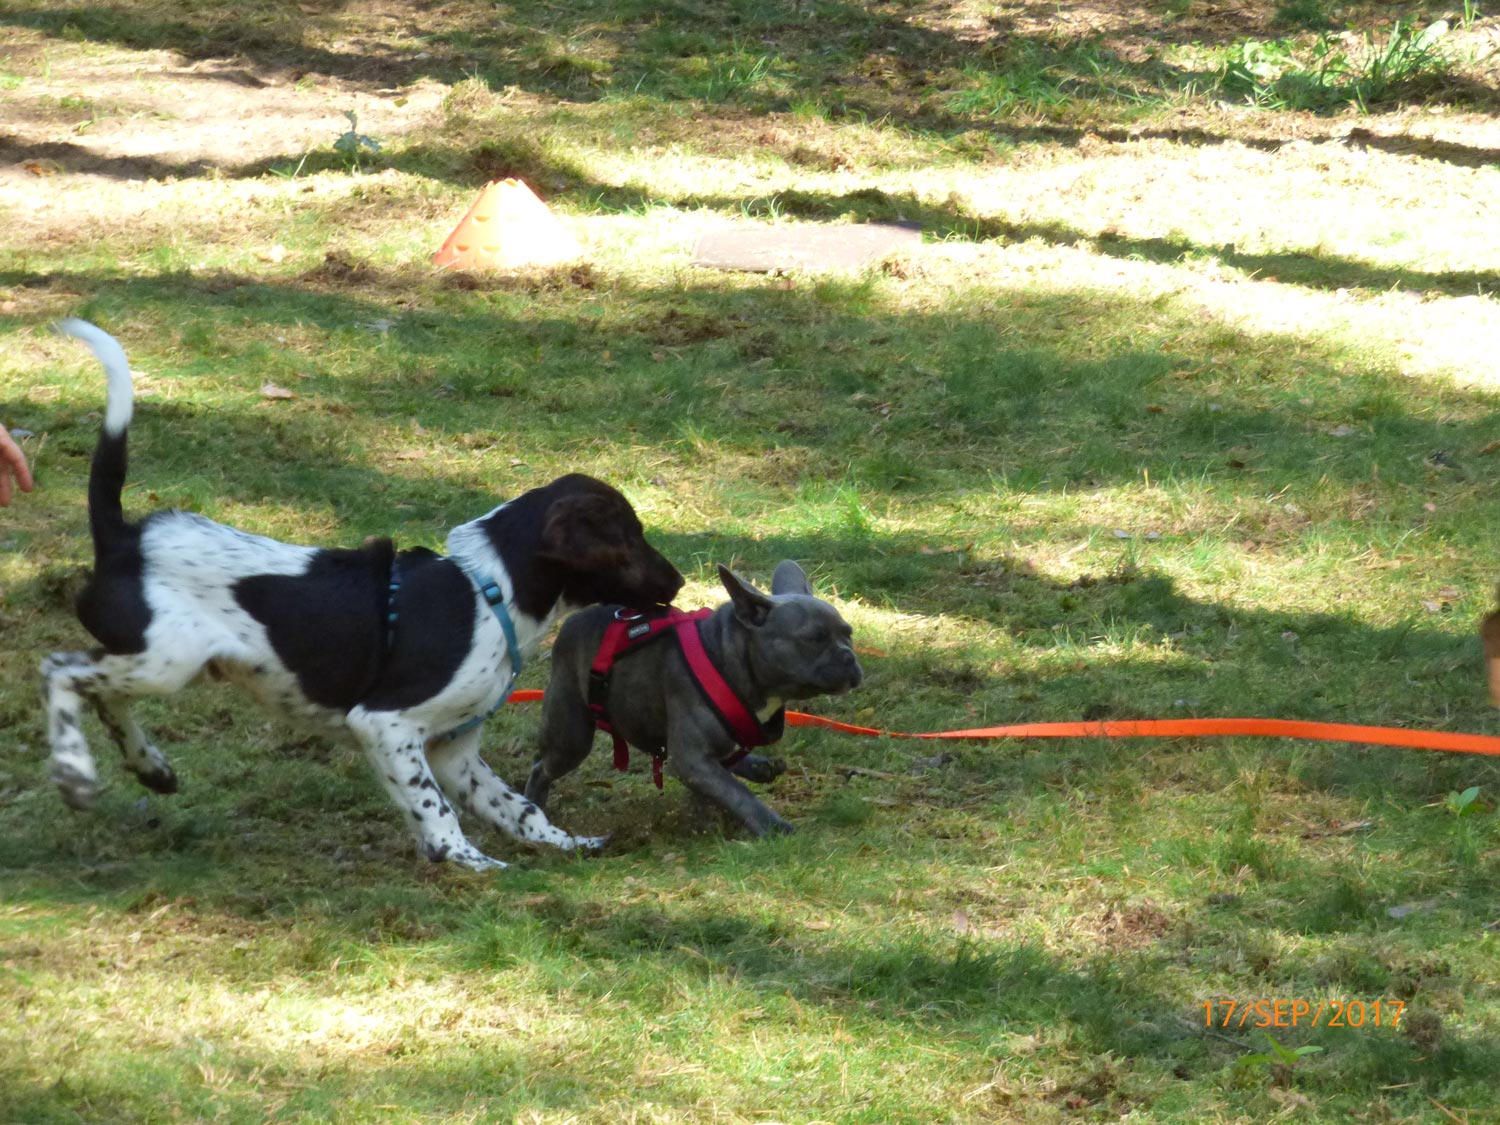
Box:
1203 999 1404 1029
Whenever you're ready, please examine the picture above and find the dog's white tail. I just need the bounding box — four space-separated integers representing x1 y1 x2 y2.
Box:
58 318 134 437
58 318 138 549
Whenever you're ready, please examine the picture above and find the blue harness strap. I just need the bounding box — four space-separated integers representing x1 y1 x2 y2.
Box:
431 565 525 743
385 560 402 651
475 575 524 691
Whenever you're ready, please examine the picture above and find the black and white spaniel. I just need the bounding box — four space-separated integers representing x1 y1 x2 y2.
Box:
43 320 683 871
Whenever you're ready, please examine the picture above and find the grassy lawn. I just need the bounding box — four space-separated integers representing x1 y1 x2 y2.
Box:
6 0 1500 1120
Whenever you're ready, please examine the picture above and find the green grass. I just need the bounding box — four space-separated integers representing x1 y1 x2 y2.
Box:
1218 19 1457 112
7 0 1500 1121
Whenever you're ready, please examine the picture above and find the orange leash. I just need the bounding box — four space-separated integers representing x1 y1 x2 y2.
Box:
507 690 1500 757
782 713 1500 756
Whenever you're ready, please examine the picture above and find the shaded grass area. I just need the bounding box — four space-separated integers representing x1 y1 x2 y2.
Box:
2 0 1492 150
0 0 1222 125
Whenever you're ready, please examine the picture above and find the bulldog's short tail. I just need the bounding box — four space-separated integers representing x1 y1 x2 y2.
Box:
57 318 136 555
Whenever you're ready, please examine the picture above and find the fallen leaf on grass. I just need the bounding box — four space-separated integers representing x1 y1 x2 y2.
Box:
259 383 296 400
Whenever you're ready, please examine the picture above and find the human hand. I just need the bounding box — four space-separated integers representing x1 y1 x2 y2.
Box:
0 427 34 506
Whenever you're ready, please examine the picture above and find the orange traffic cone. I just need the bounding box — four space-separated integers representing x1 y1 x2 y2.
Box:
432 179 582 270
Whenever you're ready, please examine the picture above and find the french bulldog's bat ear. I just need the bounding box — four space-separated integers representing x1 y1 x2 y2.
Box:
719 564 774 627
770 560 813 597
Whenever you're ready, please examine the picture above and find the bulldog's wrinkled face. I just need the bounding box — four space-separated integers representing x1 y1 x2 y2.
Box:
721 561 864 701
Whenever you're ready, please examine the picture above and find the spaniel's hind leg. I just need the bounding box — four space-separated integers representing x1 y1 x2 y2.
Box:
41 647 200 808
91 692 178 795
40 652 105 809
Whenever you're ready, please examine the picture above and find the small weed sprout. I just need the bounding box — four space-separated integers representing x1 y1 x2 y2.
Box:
1351 19 1452 110
333 110 383 172
1446 785 1482 818
1446 785 1484 868
1236 1032 1324 1086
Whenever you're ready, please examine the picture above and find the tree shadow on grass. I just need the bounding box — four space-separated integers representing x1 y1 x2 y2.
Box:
0 1 1221 123
10 262 1500 497
10 0 1494 160
619 182 1500 300
19 97 1500 193
8 136 1498 301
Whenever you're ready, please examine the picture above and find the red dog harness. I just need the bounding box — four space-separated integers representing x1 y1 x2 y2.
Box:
588 608 785 788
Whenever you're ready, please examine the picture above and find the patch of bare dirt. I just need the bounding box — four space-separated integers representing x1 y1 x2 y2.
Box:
929 0 1281 47
0 29 445 189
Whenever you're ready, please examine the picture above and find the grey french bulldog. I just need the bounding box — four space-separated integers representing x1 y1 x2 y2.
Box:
526 560 863 836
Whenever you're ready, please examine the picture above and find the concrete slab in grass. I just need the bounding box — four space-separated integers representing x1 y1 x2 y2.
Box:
692 221 922 273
